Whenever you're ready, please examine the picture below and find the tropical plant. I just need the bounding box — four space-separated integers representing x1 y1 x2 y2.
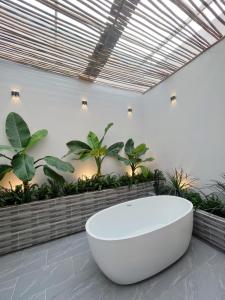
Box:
211 174 225 199
65 123 124 176
0 172 156 208
0 112 74 190
153 169 165 195
118 138 154 177
166 168 197 197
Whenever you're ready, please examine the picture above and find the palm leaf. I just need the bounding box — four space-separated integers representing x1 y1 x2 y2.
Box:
124 139 134 155
6 112 31 148
87 132 100 149
0 165 12 181
43 165 65 184
0 145 22 153
12 153 35 182
107 142 124 156
44 156 74 173
26 129 48 150
65 140 91 157
100 122 113 144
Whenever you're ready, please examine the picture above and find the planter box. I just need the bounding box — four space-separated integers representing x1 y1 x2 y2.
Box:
194 209 225 251
0 182 155 256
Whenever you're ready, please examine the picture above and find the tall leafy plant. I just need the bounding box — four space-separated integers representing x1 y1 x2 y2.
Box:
167 168 197 197
118 138 154 177
65 123 124 176
0 112 74 190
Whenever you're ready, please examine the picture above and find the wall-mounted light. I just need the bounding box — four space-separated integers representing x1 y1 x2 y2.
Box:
128 107 133 117
170 92 177 105
11 90 21 104
81 99 88 112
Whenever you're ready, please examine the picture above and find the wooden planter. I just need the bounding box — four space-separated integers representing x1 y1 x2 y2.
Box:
0 182 155 256
194 209 225 251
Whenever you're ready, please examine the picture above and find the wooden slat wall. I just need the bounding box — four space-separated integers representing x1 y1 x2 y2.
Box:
0 0 225 93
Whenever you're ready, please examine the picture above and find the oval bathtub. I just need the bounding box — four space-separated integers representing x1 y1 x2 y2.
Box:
85 195 193 285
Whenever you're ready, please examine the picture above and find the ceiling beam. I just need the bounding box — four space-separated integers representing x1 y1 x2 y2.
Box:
79 0 140 81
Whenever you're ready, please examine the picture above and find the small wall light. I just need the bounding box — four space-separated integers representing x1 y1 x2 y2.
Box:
170 93 176 105
81 99 88 112
128 107 133 117
11 90 21 104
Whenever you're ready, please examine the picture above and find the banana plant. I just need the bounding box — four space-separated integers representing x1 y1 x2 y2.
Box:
118 138 154 178
65 123 124 176
0 112 74 190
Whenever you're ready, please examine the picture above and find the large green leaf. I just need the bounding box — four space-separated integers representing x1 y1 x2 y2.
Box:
44 156 74 173
0 145 22 153
12 153 35 182
133 144 148 156
100 122 113 144
26 129 48 150
139 165 150 177
87 132 100 149
6 112 31 148
0 165 12 181
43 165 65 184
118 156 131 165
143 157 154 162
65 140 91 156
107 142 124 156
124 139 134 155
78 150 91 161
90 146 107 157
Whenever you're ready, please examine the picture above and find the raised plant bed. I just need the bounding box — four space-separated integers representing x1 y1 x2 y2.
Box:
193 209 225 251
0 182 155 256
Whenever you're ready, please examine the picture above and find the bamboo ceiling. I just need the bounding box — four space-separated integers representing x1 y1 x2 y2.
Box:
0 0 225 93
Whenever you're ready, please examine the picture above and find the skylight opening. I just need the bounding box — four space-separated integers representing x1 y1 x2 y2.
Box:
1 0 225 93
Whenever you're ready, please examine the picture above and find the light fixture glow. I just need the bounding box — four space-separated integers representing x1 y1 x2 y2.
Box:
11 90 21 104
128 107 133 117
81 99 88 112
170 92 177 105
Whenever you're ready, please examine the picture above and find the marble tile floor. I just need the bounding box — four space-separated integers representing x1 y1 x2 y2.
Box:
0 232 224 300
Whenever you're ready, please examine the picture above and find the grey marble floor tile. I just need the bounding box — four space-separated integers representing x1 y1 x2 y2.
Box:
12 257 74 300
27 291 46 300
0 232 224 300
0 287 14 300
0 252 47 284
157 253 225 300
47 235 88 265
140 237 218 299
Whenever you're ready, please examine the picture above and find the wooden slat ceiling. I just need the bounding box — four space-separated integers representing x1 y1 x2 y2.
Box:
0 0 225 93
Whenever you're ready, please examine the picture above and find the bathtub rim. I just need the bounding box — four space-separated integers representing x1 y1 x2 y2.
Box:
85 195 193 242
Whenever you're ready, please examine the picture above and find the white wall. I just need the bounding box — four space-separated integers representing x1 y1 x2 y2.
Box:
1 37 225 189
142 38 225 189
0 60 146 187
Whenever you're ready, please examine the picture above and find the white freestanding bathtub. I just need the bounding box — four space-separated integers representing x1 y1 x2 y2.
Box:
85 195 193 285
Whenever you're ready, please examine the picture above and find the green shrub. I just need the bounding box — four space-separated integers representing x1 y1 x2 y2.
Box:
0 171 156 208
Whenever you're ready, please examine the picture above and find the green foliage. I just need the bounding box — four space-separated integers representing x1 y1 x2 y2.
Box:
166 168 197 197
0 112 74 188
211 174 225 198
118 138 154 177
0 172 155 208
0 184 37 207
156 169 225 218
65 123 124 176
153 169 166 195
199 194 225 217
